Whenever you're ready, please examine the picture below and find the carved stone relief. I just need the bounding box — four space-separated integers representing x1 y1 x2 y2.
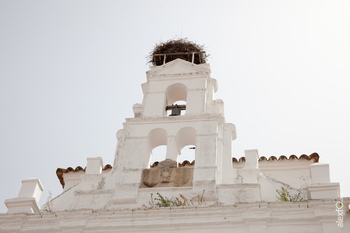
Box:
140 159 193 188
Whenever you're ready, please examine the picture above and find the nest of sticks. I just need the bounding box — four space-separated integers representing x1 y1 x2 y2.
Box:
148 39 208 66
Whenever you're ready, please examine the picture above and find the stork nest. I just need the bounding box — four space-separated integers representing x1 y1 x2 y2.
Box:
148 39 208 66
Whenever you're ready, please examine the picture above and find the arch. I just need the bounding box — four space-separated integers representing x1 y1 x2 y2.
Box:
150 145 167 166
178 145 196 163
148 128 167 150
176 127 196 163
166 83 187 105
148 128 168 166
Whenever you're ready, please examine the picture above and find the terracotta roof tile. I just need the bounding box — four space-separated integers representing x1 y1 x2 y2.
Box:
178 160 195 167
56 164 112 188
56 153 319 187
150 160 195 168
150 161 159 168
232 152 319 163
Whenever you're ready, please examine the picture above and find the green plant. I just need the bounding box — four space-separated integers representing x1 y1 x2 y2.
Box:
143 190 206 209
154 192 173 207
276 187 303 202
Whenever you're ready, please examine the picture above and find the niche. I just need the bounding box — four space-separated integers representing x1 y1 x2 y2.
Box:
166 83 187 116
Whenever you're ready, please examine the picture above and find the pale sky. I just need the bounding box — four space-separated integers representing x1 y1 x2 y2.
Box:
0 0 349 213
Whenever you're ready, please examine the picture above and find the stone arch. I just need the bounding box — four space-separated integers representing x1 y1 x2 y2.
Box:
176 127 196 163
148 128 168 166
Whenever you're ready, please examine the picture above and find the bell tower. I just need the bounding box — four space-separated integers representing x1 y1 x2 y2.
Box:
111 45 237 206
132 58 227 161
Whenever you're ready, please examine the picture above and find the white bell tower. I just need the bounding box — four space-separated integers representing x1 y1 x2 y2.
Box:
111 58 237 206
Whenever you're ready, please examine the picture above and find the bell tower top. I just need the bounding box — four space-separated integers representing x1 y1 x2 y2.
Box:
132 39 223 118
133 58 222 118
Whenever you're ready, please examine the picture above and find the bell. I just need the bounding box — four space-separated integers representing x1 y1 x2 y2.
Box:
169 105 181 116
166 104 186 116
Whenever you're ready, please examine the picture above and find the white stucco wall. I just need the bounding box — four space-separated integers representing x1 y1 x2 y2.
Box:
1 200 348 233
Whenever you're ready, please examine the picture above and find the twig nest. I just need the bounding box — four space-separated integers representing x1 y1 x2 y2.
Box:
148 39 208 66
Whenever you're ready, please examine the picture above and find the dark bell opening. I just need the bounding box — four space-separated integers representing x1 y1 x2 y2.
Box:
166 104 186 116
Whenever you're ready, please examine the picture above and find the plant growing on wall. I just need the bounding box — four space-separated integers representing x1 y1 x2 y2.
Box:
143 190 206 208
154 192 173 207
276 187 303 202
172 194 191 207
192 189 206 205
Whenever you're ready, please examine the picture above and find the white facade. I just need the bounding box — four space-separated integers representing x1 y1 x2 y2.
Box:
2 58 348 232
1 200 349 233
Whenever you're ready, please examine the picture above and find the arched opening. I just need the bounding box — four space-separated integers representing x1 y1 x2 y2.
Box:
166 83 187 116
150 145 167 166
178 145 196 164
166 83 187 104
176 127 196 164
148 128 167 167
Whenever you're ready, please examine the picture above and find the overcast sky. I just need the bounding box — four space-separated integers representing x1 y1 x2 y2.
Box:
0 0 349 213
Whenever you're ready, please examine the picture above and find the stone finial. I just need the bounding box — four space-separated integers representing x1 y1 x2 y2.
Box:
5 177 44 213
86 157 103 175
18 178 44 203
243 149 259 169
133 103 143 118
237 149 260 183
309 163 330 184
307 163 340 199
